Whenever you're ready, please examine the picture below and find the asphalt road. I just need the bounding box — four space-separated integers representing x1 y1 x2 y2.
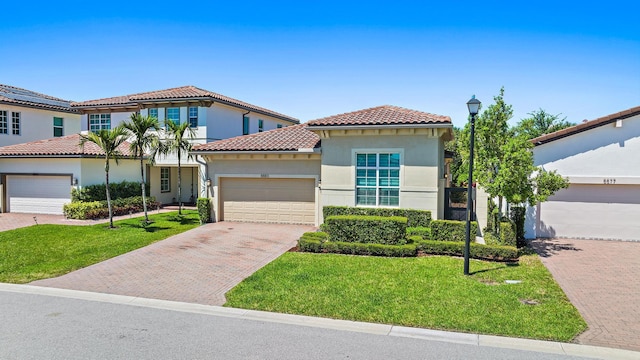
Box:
0 291 591 360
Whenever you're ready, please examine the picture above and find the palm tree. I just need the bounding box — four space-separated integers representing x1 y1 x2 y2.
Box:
162 120 195 215
79 126 129 228
122 113 160 223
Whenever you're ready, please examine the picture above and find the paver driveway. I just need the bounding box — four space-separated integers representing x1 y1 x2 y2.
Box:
531 238 640 352
31 222 314 306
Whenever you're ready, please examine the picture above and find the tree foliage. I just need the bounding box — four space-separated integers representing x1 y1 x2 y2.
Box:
514 108 573 139
159 120 195 215
456 87 569 234
121 113 160 223
79 126 129 228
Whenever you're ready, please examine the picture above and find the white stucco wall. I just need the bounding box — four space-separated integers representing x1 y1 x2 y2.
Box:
319 133 445 218
205 103 294 141
0 105 80 146
526 113 640 239
148 165 200 205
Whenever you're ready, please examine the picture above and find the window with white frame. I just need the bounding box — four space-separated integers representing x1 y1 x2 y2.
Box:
0 111 7 134
12 112 20 135
160 167 170 192
149 108 158 119
89 114 111 132
166 107 180 127
188 106 198 127
53 117 64 137
355 153 400 206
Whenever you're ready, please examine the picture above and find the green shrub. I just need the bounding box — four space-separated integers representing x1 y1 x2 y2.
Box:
64 196 160 220
325 241 417 257
323 206 431 227
416 240 518 261
325 215 407 245
430 220 478 242
510 206 526 242
197 198 211 224
407 226 431 239
298 237 323 253
300 231 329 241
63 201 103 220
484 222 516 247
71 181 150 202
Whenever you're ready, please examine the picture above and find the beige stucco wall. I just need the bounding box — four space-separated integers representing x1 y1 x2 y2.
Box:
148 165 200 205
319 133 446 219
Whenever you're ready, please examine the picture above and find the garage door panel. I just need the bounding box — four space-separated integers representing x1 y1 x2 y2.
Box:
6 175 71 215
221 178 315 225
539 184 640 240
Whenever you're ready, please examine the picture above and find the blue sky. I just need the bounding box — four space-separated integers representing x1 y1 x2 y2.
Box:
1 1 638 127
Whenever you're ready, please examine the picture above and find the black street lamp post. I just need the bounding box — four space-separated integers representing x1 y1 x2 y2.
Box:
465 95 481 275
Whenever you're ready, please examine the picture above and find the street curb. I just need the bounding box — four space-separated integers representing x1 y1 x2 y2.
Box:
1 283 638 360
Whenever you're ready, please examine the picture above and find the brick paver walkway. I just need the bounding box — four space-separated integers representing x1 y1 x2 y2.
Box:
31 222 314 305
531 238 640 352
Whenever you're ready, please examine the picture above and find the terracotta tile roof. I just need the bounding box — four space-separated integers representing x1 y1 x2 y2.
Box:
532 105 640 145
192 124 320 152
0 134 135 158
0 84 76 113
71 85 299 123
306 105 451 127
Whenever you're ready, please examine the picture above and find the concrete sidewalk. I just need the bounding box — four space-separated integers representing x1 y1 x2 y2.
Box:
532 238 640 352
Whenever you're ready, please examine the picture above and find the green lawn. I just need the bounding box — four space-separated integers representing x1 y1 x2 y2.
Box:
225 252 586 342
0 211 199 283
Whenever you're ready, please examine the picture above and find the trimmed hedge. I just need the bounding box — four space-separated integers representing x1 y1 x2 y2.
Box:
71 180 150 202
416 240 518 261
325 215 407 245
484 222 517 247
407 226 431 239
197 198 211 224
430 220 478 242
64 196 161 220
298 236 416 257
510 206 526 242
323 206 431 227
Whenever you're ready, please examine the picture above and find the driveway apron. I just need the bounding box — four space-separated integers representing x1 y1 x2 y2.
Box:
531 238 640 352
31 222 314 306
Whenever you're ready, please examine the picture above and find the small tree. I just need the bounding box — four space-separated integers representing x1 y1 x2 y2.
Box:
515 109 574 139
79 126 129 228
161 120 195 215
122 113 160 223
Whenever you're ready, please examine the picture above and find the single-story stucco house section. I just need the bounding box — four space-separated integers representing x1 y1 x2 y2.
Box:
525 105 640 241
0 134 138 214
192 105 453 226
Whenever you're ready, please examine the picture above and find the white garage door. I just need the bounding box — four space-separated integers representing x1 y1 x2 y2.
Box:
221 177 315 225
6 175 72 215
538 184 640 241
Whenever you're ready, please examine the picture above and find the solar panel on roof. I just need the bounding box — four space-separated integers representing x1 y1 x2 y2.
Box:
0 89 71 108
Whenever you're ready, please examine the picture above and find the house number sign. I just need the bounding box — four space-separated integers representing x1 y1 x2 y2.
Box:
260 174 269 178
603 178 616 184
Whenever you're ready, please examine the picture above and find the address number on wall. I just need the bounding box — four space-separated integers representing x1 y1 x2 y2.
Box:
603 178 617 184
260 174 269 178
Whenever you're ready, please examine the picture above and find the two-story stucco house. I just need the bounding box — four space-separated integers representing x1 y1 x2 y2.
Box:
192 105 453 226
525 105 640 241
0 85 298 214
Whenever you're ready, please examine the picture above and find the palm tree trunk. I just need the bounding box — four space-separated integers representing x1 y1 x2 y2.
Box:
140 153 148 222
105 158 113 228
177 151 182 215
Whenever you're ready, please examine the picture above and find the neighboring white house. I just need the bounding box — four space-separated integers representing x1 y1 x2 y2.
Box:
70 85 299 205
0 134 139 214
525 105 640 241
192 105 453 226
0 84 81 146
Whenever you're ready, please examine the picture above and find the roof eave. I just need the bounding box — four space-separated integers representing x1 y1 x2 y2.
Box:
0 100 78 114
306 123 452 131
192 148 320 155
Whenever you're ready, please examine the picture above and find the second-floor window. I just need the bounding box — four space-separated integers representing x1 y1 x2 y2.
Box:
277 124 283 129
243 116 249 135
258 119 264 132
12 112 20 135
53 117 64 137
149 108 158 119
188 106 198 128
89 114 111 132
0 111 7 134
166 108 180 127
